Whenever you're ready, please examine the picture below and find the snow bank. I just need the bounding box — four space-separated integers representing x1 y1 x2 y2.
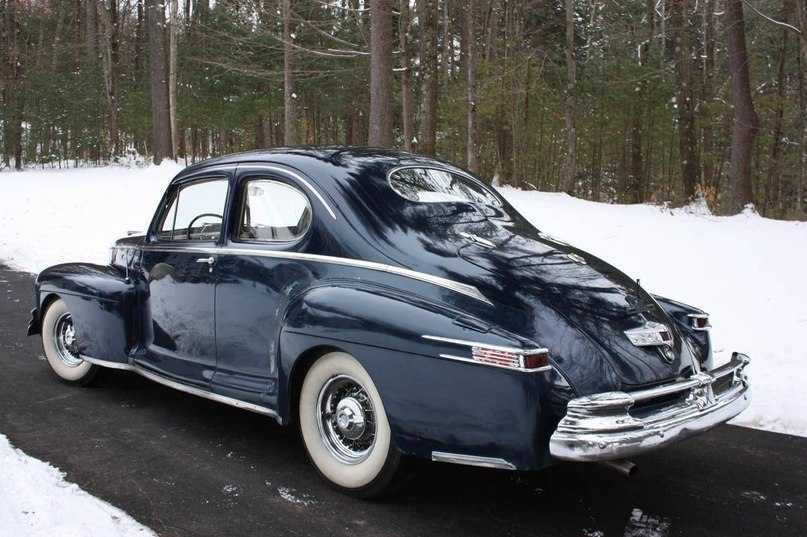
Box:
0 435 154 536
1 166 804 438
0 162 182 271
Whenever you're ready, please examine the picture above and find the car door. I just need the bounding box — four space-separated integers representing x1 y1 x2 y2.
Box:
137 176 230 385
212 173 315 406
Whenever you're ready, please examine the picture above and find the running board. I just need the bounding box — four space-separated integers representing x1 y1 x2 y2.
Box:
81 355 282 423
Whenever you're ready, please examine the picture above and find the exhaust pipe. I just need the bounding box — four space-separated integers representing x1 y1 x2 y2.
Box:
598 459 638 477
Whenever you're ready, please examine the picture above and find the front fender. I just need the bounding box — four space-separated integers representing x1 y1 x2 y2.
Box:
34 263 139 363
276 283 564 470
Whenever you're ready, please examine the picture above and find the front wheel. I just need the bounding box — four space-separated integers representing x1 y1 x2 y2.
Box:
41 298 101 386
298 352 401 498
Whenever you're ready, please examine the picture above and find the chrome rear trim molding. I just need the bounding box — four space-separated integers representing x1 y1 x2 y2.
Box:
423 335 545 355
141 245 491 304
437 353 552 373
431 451 516 470
81 355 282 423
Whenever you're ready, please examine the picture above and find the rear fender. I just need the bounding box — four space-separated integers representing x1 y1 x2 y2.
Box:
277 283 560 470
35 263 139 364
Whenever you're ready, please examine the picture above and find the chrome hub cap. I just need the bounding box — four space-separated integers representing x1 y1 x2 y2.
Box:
317 375 376 464
53 312 83 368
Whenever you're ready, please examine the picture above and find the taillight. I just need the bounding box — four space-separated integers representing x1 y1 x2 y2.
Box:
423 335 552 373
688 313 710 331
471 346 550 371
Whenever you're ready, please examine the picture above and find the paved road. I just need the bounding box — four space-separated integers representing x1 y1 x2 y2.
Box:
1 264 804 536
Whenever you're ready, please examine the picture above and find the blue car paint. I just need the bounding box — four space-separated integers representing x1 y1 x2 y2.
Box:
30 148 712 470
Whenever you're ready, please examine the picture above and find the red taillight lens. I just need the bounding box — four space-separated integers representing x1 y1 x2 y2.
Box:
688 313 710 331
522 350 550 370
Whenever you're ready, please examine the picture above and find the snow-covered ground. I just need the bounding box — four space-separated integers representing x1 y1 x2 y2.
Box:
0 435 153 536
1 163 806 532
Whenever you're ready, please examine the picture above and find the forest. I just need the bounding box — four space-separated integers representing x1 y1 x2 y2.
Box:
1 0 806 219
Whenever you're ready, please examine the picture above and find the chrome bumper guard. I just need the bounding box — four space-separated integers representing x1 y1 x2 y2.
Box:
549 353 751 461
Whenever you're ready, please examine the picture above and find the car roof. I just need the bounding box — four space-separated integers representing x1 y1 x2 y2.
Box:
172 147 478 191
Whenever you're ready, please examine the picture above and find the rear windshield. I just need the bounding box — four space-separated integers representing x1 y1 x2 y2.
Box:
389 167 501 206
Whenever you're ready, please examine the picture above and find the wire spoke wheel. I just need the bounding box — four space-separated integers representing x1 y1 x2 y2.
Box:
318 375 377 464
299 352 402 497
52 312 83 367
41 298 99 385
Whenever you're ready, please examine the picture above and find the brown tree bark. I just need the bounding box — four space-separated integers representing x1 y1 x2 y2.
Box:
96 1 121 157
283 0 296 146
1 0 22 169
671 0 700 200
146 0 172 164
464 0 478 172
768 1 789 217
169 0 179 159
418 0 439 156
399 0 415 151
562 0 577 195
83 0 96 63
726 0 760 214
702 0 716 202
135 0 145 80
369 0 393 147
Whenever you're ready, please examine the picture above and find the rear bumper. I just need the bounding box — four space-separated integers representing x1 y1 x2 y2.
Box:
549 353 751 461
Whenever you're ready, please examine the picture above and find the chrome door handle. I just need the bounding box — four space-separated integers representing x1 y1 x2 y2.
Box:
196 257 215 272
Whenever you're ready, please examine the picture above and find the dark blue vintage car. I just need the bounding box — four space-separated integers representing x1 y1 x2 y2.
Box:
28 148 750 497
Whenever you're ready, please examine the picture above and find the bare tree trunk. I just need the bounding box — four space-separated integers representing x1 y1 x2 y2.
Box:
418 0 439 156
369 0 393 147
726 0 760 214
702 0 716 201
399 0 415 151
146 0 172 164
169 0 179 159
768 0 789 218
83 0 96 62
283 0 296 145
135 0 145 80
464 0 478 172
96 1 121 157
672 0 700 200
2 0 22 169
563 0 577 195
796 0 807 217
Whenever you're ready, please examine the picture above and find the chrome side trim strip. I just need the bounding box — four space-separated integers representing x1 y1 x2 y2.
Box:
81 355 282 423
437 353 552 373
422 335 545 355
238 164 337 220
431 451 516 470
140 245 491 304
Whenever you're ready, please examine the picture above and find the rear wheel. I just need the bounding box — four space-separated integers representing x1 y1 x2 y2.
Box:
298 352 401 498
41 299 100 385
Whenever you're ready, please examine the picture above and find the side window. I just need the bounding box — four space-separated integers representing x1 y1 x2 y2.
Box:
157 179 228 240
238 179 312 242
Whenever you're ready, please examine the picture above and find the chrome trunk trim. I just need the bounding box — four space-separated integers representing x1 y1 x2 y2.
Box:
549 353 751 461
80 356 282 423
431 451 516 470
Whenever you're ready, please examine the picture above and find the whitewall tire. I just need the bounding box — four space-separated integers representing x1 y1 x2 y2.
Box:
299 351 401 497
41 299 100 385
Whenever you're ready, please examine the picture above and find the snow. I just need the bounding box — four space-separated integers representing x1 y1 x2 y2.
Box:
0 163 805 531
0 435 154 536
